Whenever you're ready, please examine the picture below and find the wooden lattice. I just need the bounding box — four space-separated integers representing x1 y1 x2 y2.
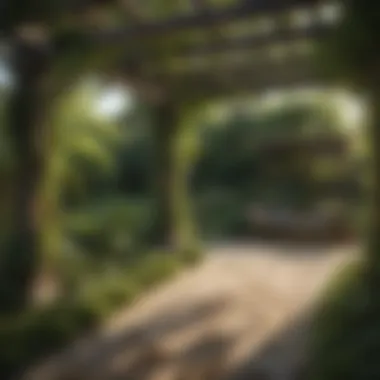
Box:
92 0 342 98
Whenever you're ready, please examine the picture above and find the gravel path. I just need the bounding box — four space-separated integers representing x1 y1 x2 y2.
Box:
26 243 356 380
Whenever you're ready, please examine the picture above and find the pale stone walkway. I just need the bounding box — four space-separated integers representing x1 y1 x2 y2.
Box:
26 243 356 380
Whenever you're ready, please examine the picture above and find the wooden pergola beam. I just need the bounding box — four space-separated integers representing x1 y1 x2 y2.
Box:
168 23 331 58
189 0 210 11
200 75 329 100
174 73 323 94
120 21 331 65
147 51 317 79
119 52 327 100
119 65 324 102
93 0 323 42
162 56 327 98
121 0 146 22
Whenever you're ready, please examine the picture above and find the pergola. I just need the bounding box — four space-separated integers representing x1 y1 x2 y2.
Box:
2 0 346 310
3 4 380 377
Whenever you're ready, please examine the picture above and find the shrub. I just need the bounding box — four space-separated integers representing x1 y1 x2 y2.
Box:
309 259 380 380
180 246 203 266
131 253 182 288
0 249 195 379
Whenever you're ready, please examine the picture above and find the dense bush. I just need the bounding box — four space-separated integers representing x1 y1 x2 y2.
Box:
64 197 155 260
194 189 249 239
309 259 380 380
0 250 198 379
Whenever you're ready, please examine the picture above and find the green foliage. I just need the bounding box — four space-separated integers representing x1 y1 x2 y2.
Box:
64 198 154 261
39 80 123 266
0 250 188 378
192 102 360 237
131 254 182 288
0 299 100 378
320 2 380 87
195 189 248 238
309 260 380 380
180 245 203 266
51 81 122 189
114 99 362 240
310 5 380 378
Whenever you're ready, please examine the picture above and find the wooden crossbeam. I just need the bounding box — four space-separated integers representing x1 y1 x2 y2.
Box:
119 47 330 101
144 44 318 79
120 17 331 67
120 22 331 81
192 70 329 99
170 65 320 90
121 0 146 22
189 0 210 12
160 54 326 97
93 0 323 42
167 22 331 58
123 65 327 102
187 0 228 60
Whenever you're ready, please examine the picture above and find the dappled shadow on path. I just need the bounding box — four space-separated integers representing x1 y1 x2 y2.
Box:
27 296 232 380
27 303 314 380
224 310 314 380
25 244 353 380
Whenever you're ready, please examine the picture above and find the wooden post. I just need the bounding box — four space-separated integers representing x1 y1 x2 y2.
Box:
0 30 52 312
150 100 178 250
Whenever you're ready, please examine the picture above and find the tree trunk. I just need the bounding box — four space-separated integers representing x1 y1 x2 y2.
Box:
0 35 52 313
